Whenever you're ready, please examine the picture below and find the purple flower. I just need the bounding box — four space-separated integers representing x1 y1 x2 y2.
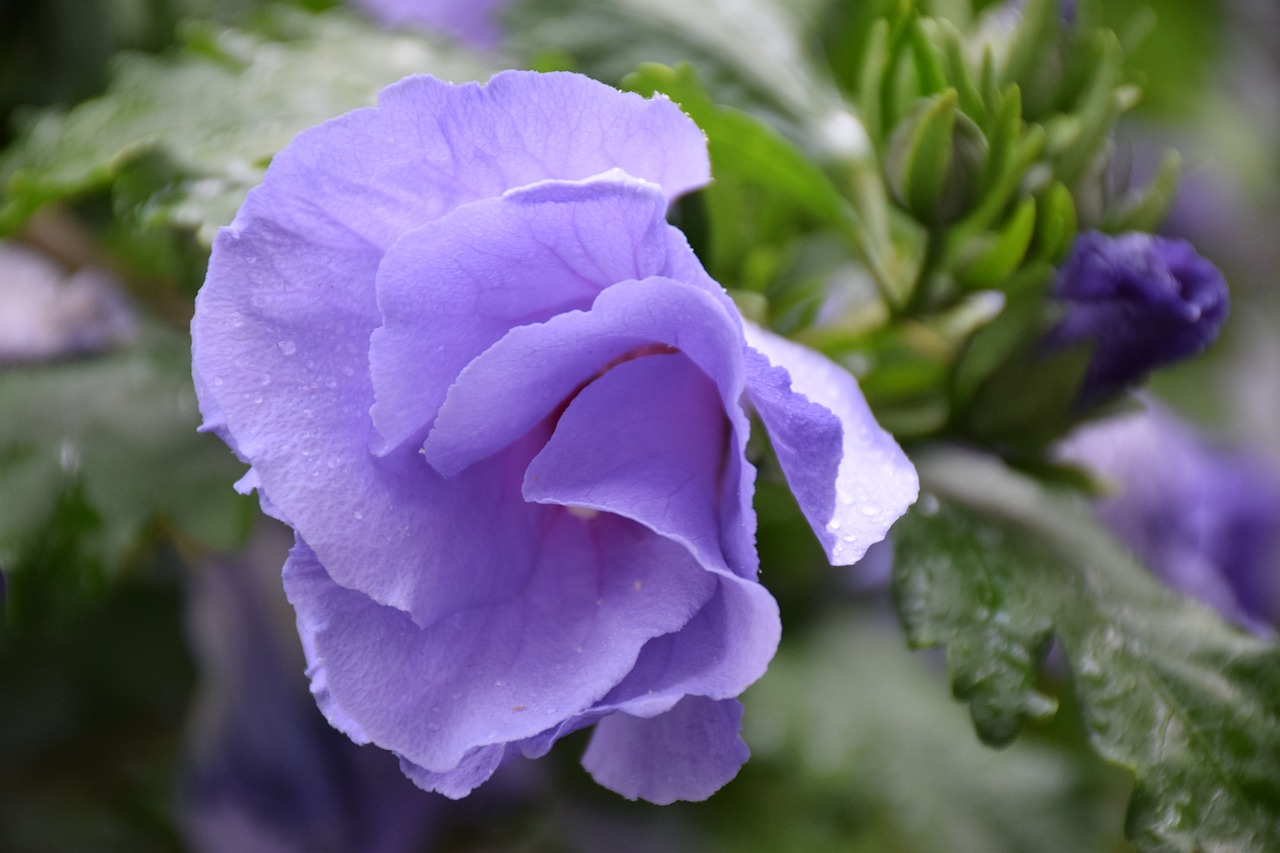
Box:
354 0 508 49
1060 405 1280 633
1046 231 1229 404
191 71 917 803
0 241 135 363
183 552 440 853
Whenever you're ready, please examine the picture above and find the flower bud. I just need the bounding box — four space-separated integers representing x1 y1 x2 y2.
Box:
1045 231 1228 404
884 90 988 225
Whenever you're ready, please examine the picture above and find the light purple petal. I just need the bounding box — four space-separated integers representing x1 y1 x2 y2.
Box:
525 352 734 573
581 696 750 804
596 572 781 715
369 175 673 453
193 73 712 622
396 748 508 800
743 322 918 564
240 71 709 253
423 277 747 482
282 514 717 784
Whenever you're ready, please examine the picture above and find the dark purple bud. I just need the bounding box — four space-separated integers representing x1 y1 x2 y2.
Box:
1046 231 1228 404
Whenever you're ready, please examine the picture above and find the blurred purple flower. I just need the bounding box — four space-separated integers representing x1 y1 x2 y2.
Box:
353 0 508 48
0 241 134 363
191 71 917 803
1060 405 1280 633
183 551 440 853
1046 231 1228 404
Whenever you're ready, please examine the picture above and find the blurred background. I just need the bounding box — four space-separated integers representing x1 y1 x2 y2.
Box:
1 0 1277 850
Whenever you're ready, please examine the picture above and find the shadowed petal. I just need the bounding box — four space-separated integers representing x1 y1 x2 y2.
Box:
524 352 735 573
396 747 508 800
581 696 749 804
744 322 918 565
283 514 717 789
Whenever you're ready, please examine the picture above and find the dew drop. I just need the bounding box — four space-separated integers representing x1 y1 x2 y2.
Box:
277 340 297 356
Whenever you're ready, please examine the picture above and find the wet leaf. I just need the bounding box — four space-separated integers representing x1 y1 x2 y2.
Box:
895 446 1280 852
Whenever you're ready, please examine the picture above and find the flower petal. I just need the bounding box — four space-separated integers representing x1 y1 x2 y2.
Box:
581 696 750 804
524 352 736 573
193 72 713 619
283 513 717 784
598 571 781 714
423 277 747 480
239 71 709 252
369 174 673 453
743 322 918 564
396 747 509 800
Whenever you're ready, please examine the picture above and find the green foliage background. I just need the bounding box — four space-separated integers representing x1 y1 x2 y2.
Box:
2 0 1278 850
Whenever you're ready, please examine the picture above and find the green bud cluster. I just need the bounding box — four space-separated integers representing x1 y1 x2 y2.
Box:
834 0 1179 450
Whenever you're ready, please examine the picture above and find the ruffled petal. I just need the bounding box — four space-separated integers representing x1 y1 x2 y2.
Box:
282 514 717 785
237 71 709 252
369 174 673 453
595 571 780 716
423 277 747 480
396 747 508 800
193 74 713 619
581 696 749 804
524 352 735 573
743 322 918 564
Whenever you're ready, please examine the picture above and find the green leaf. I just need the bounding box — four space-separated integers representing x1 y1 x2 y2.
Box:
887 90 960 221
0 332 254 594
908 18 949 97
948 279 1049 410
1027 180 1078 264
624 63 884 321
857 17 893 150
895 446 1280 851
0 10 492 242
941 19 986 126
953 195 1038 290
997 0 1062 118
1103 148 1182 233
1054 28 1126 190
508 0 844 130
626 63 851 231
